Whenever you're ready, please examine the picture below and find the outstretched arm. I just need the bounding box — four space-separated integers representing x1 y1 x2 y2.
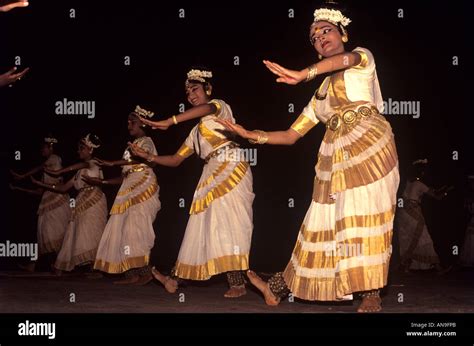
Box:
139 103 218 130
30 176 73 194
263 51 362 85
128 142 186 167
45 162 89 176
82 174 123 186
9 184 43 196
10 165 43 180
217 119 302 146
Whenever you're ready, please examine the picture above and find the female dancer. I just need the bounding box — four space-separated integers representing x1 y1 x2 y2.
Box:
397 159 452 272
30 134 107 274
84 106 161 285
10 136 71 271
133 68 255 298
218 1 400 311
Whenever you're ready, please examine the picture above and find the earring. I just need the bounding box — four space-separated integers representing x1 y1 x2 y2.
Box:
318 54 323 60
342 35 348 43
206 90 212 96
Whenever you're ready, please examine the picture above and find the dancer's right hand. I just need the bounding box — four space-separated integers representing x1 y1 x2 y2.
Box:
0 67 30 87
9 183 17 191
139 118 170 130
0 0 29 12
263 60 305 85
127 142 148 158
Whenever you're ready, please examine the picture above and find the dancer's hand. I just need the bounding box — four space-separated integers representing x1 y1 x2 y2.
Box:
0 0 29 12
96 159 114 167
0 67 29 87
29 176 39 185
9 183 17 191
216 119 250 139
263 60 305 85
127 142 148 158
139 118 171 130
81 174 103 186
10 169 24 180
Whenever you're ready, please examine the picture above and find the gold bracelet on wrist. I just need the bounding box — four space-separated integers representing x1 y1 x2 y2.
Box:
248 130 269 145
172 115 178 125
305 65 318 82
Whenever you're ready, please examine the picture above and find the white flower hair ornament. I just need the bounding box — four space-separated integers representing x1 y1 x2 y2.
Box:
82 133 100 149
313 8 351 27
186 69 213 84
133 105 155 119
44 137 58 144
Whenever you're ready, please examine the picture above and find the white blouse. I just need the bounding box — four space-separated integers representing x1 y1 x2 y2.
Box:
176 99 236 160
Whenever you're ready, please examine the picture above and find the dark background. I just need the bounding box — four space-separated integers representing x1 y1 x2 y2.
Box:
0 0 471 273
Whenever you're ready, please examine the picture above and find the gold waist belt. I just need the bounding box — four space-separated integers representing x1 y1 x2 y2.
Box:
123 164 147 176
326 105 379 131
204 142 239 164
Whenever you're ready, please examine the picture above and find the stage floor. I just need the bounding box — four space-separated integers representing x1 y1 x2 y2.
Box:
1 269 473 313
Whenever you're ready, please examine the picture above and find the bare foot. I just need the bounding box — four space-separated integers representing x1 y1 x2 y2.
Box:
357 296 382 313
224 285 247 298
151 267 178 293
246 270 280 306
113 275 139 285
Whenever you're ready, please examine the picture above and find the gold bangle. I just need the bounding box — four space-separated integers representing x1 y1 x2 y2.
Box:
248 130 268 145
172 115 178 125
305 65 318 82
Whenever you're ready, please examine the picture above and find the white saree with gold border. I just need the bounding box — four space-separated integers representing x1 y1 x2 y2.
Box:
284 47 400 301
173 99 255 280
37 154 71 254
94 137 161 273
55 159 108 271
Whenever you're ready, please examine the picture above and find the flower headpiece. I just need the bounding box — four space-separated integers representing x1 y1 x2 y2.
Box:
132 105 154 119
185 69 213 86
82 133 100 149
44 137 58 145
313 0 351 27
